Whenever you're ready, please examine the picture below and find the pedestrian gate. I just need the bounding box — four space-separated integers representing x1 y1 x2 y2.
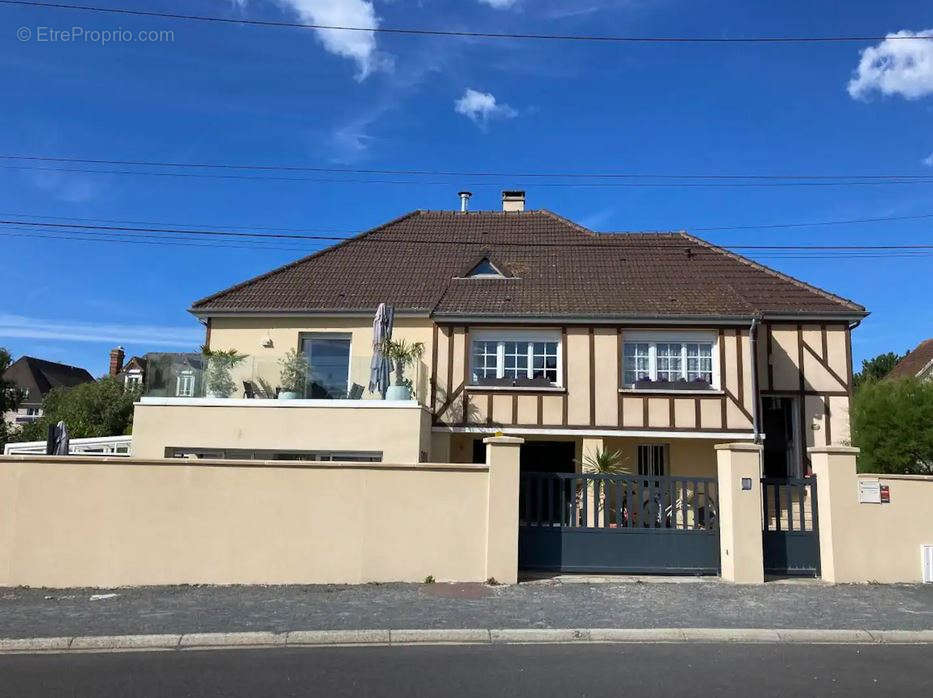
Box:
761 477 820 577
518 472 720 574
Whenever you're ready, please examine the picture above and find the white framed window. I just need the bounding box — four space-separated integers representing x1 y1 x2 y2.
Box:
176 370 195 397
470 330 562 387
637 444 668 477
622 331 718 389
125 372 142 389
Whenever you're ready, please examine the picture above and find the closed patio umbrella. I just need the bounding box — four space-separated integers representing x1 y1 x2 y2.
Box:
368 303 394 397
45 420 70 455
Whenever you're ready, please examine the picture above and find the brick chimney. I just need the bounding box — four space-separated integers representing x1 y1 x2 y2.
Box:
109 346 125 376
502 190 525 212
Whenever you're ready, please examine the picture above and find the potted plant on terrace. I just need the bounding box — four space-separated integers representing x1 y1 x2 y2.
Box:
381 339 425 401
278 349 309 400
201 346 248 398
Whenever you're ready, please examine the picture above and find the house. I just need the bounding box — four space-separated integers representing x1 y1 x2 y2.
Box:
2 356 94 428
132 190 866 482
886 339 933 381
109 346 204 397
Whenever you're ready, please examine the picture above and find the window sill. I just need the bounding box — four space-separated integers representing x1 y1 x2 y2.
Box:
467 385 566 393
619 388 724 396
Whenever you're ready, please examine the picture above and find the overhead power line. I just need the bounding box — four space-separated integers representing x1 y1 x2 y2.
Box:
2 1 930 44
1 219 931 252
3 155 932 181
3 209 933 237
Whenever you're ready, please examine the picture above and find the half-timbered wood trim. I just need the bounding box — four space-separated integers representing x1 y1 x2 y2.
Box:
668 396 675 428
537 395 543 426
511 394 518 424
486 394 493 426
430 323 439 411
735 329 745 406
797 324 809 472
824 396 832 445
561 327 568 426
802 341 848 391
724 388 755 424
820 324 828 362
642 396 649 428
694 397 701 429
718 329 728 426
845 327 854 401
434 383 465 422
760 389 849 397
447 423 756 435
588 328 596 425
446 325 454 406
461 325 470 426
766 323 774 391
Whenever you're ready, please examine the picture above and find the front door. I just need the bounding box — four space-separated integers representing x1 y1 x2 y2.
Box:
761 397 800 478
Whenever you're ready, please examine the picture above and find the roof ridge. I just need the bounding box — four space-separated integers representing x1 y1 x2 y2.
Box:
677 232 867 314
189 210 423 311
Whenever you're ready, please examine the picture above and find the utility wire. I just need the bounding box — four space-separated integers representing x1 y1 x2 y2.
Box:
1 1 930 44
3 155 932 181
4 164 932 189
3 209 933 237
1 220 931 251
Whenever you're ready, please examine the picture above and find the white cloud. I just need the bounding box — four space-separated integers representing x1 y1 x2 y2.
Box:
236 1 389 79
847 29 933 100
924 152 933 167
454 88 517 129
0 315 202 348
478 0 519 8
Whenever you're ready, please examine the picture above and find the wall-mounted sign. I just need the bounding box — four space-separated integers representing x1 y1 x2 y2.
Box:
858 479 881 504
880 485 890 504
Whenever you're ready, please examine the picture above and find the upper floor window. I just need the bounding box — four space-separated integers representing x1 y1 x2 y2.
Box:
622 331 718 390
176 370 195 397
470 330 561 387
125 373 142 389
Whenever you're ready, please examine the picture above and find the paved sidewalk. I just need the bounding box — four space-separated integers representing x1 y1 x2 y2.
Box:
1 579 931 639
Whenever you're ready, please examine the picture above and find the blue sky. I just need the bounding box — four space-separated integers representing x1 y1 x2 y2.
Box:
1 0 931 376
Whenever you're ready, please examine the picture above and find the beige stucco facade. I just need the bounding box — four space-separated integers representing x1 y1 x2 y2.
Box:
133 401 432 463
0 437 522 587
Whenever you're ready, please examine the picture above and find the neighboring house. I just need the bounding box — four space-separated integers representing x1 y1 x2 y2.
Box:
2 356 94 428
109 346 204 397
132 191 867 480
886 339 933 382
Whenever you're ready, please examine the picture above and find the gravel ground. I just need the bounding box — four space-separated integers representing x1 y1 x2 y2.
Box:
0 579 930 638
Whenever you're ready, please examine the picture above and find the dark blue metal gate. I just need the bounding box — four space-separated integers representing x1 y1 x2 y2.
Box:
761 477 820 577
518 472 720 574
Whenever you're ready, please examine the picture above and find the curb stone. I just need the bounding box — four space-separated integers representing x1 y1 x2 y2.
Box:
1 628 931 654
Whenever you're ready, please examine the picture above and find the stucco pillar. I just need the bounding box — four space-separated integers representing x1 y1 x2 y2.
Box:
484 436 523 584
715 443 764 584
808 446 860 584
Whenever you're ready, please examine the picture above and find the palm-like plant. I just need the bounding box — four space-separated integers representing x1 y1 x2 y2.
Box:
201 345 248 398
583 448 630 475
381 339 425 387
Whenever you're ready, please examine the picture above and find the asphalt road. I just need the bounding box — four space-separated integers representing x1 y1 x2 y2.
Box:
1 643 930 697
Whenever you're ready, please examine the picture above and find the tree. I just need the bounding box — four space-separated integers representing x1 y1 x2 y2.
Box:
16 376 140 443
853 351 903 391
851 377 933 474
0 347 24 450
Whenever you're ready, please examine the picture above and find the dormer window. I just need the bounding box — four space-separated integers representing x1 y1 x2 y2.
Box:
466 258 505 278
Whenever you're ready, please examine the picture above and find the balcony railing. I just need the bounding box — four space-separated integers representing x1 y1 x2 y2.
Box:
141 353 427 404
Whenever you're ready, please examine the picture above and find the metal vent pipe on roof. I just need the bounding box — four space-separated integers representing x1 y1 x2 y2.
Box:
458 191 472 212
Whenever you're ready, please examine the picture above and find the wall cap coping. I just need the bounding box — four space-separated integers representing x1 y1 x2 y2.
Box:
137 397 428 410
807 446 860 455
483 436 525 445
0 455 488 473
714 442 763 452
858 472 933 482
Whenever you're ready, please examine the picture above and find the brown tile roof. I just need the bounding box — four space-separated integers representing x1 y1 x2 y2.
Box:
191 210 866 319
887 339 933 379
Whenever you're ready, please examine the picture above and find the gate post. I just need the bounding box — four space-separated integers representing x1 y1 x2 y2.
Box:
808 446 860 584
715 442 764 584
484 436 524 584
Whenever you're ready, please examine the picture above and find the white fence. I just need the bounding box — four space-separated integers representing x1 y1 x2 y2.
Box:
3 435 132 456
